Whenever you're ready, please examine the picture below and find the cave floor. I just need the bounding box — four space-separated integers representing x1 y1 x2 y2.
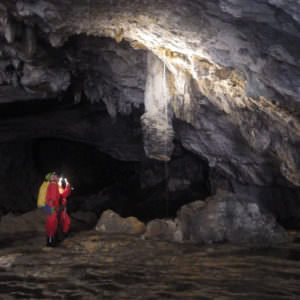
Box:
0 230 300 299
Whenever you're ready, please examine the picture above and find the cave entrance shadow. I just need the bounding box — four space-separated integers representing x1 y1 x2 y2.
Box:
31 138 212 224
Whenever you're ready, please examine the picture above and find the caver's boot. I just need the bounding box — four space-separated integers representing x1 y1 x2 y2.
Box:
46 236 55 247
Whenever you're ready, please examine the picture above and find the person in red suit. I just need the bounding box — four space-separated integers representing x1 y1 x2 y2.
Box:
58 177 71 238
45 172 71 247
45 172 60 246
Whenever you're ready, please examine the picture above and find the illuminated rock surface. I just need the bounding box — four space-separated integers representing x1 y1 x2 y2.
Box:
0 0 299 250
177 191 289 245
96 209 146 235
0 0 299 185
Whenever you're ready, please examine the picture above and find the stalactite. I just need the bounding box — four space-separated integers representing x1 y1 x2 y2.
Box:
4 16 16 44
141 52 174 161
24 26 37 57
74 89 82 104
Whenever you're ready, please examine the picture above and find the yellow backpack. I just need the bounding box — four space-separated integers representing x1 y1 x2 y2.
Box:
37 181 50 208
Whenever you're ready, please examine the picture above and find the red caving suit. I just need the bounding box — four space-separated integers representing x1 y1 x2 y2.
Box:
46 182 71 238
45 182 60 239
59 184 71 234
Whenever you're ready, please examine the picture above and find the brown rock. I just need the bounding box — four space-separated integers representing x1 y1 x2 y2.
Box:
0 208 45 234
95 210 145 235
144 219 183 242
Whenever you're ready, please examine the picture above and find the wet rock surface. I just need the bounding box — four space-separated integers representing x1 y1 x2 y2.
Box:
0 229 300 299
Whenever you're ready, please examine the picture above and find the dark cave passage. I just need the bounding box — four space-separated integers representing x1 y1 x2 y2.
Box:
0 136 211 222
1 133 299 228
33 138 138 198
31 138 211 222
33 137 143 218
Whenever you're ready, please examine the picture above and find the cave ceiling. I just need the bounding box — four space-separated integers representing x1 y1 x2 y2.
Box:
0 0 299 188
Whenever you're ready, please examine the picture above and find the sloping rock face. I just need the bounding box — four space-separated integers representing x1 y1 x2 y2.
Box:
0 1 299 223
0 208 98 236
177 191 289 246
0 208 45 234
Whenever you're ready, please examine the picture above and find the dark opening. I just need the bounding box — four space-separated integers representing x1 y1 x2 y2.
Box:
32 138 140 213
31 138 211 222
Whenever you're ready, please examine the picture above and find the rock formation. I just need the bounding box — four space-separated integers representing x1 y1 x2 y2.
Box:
177 190 289 246
96 209 146 235
0 1 299 238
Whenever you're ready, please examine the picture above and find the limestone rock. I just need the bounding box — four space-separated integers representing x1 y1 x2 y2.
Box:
0 0 298 188
95 210 146 235
0 0 299 226
177 191 289 246
20 64 71 94
144 219 183 242
141 52 174 161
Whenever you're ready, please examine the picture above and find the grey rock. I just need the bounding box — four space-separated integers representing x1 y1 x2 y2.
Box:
20 64 70 94
177 191 289 246
0 0 298 188
141 52 174 161
4 17 16 43
24 26 37 58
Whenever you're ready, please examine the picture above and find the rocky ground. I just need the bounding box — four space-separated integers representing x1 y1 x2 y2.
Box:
1 226 300 299
0 204 300 299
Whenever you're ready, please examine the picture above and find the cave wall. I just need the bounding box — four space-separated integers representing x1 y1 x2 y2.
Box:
0 1 299 222
0 142 39 215
0 101 145 161
0 136 212 222
0 0 299 187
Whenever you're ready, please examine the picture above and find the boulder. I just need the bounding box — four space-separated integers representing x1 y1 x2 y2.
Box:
0 208 45 234
95 210 146 235
143 219 183 242
177 191 289 246
0 209 99 235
